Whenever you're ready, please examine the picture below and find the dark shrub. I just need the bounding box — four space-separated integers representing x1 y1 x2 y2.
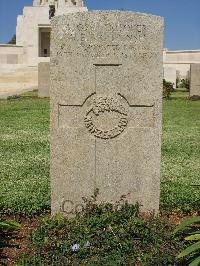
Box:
178 79 190 91
163 79 174 99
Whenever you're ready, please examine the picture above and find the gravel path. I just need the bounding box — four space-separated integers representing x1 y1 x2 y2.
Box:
0 84 37 99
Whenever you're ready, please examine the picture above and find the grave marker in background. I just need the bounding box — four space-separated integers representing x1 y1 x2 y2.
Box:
164 66 176 88
38 62 50 98
190 64 200 97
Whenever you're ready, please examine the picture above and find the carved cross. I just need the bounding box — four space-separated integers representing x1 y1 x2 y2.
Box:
58 63 155 139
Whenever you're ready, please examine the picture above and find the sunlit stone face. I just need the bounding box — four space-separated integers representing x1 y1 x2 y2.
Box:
50 11 164 217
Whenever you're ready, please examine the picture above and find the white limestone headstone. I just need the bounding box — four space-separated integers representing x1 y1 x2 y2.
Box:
50 11 164 216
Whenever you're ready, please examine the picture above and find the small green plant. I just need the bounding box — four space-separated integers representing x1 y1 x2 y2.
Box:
0 220 21 230
163 79 174 99
175 216 200 266
178 78 190 90
7 94 21 100
0 219 21 251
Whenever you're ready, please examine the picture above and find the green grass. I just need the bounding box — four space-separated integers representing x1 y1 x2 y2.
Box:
161 90 200 212
0 94 50 214
0 90 199 214
20 89 39 97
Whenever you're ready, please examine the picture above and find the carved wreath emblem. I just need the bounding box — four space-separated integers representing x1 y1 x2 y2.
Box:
84 95 128 139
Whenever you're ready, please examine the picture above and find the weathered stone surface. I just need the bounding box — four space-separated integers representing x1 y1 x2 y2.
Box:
190 64 200 97
38 62 50 98
50 11 164 216
6 54 18 64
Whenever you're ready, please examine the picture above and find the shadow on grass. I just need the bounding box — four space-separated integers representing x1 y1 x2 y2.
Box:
0 230 21 265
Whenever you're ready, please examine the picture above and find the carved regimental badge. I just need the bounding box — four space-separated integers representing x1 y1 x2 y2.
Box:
84 95 128 139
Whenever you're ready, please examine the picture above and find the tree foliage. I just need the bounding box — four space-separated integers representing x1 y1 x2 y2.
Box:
7 34 16 45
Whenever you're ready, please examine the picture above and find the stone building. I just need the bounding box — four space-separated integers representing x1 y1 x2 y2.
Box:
0 0 87 96
17 0 87 65
163 49 200 86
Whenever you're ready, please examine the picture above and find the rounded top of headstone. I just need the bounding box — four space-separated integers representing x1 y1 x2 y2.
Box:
52 9 163 20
